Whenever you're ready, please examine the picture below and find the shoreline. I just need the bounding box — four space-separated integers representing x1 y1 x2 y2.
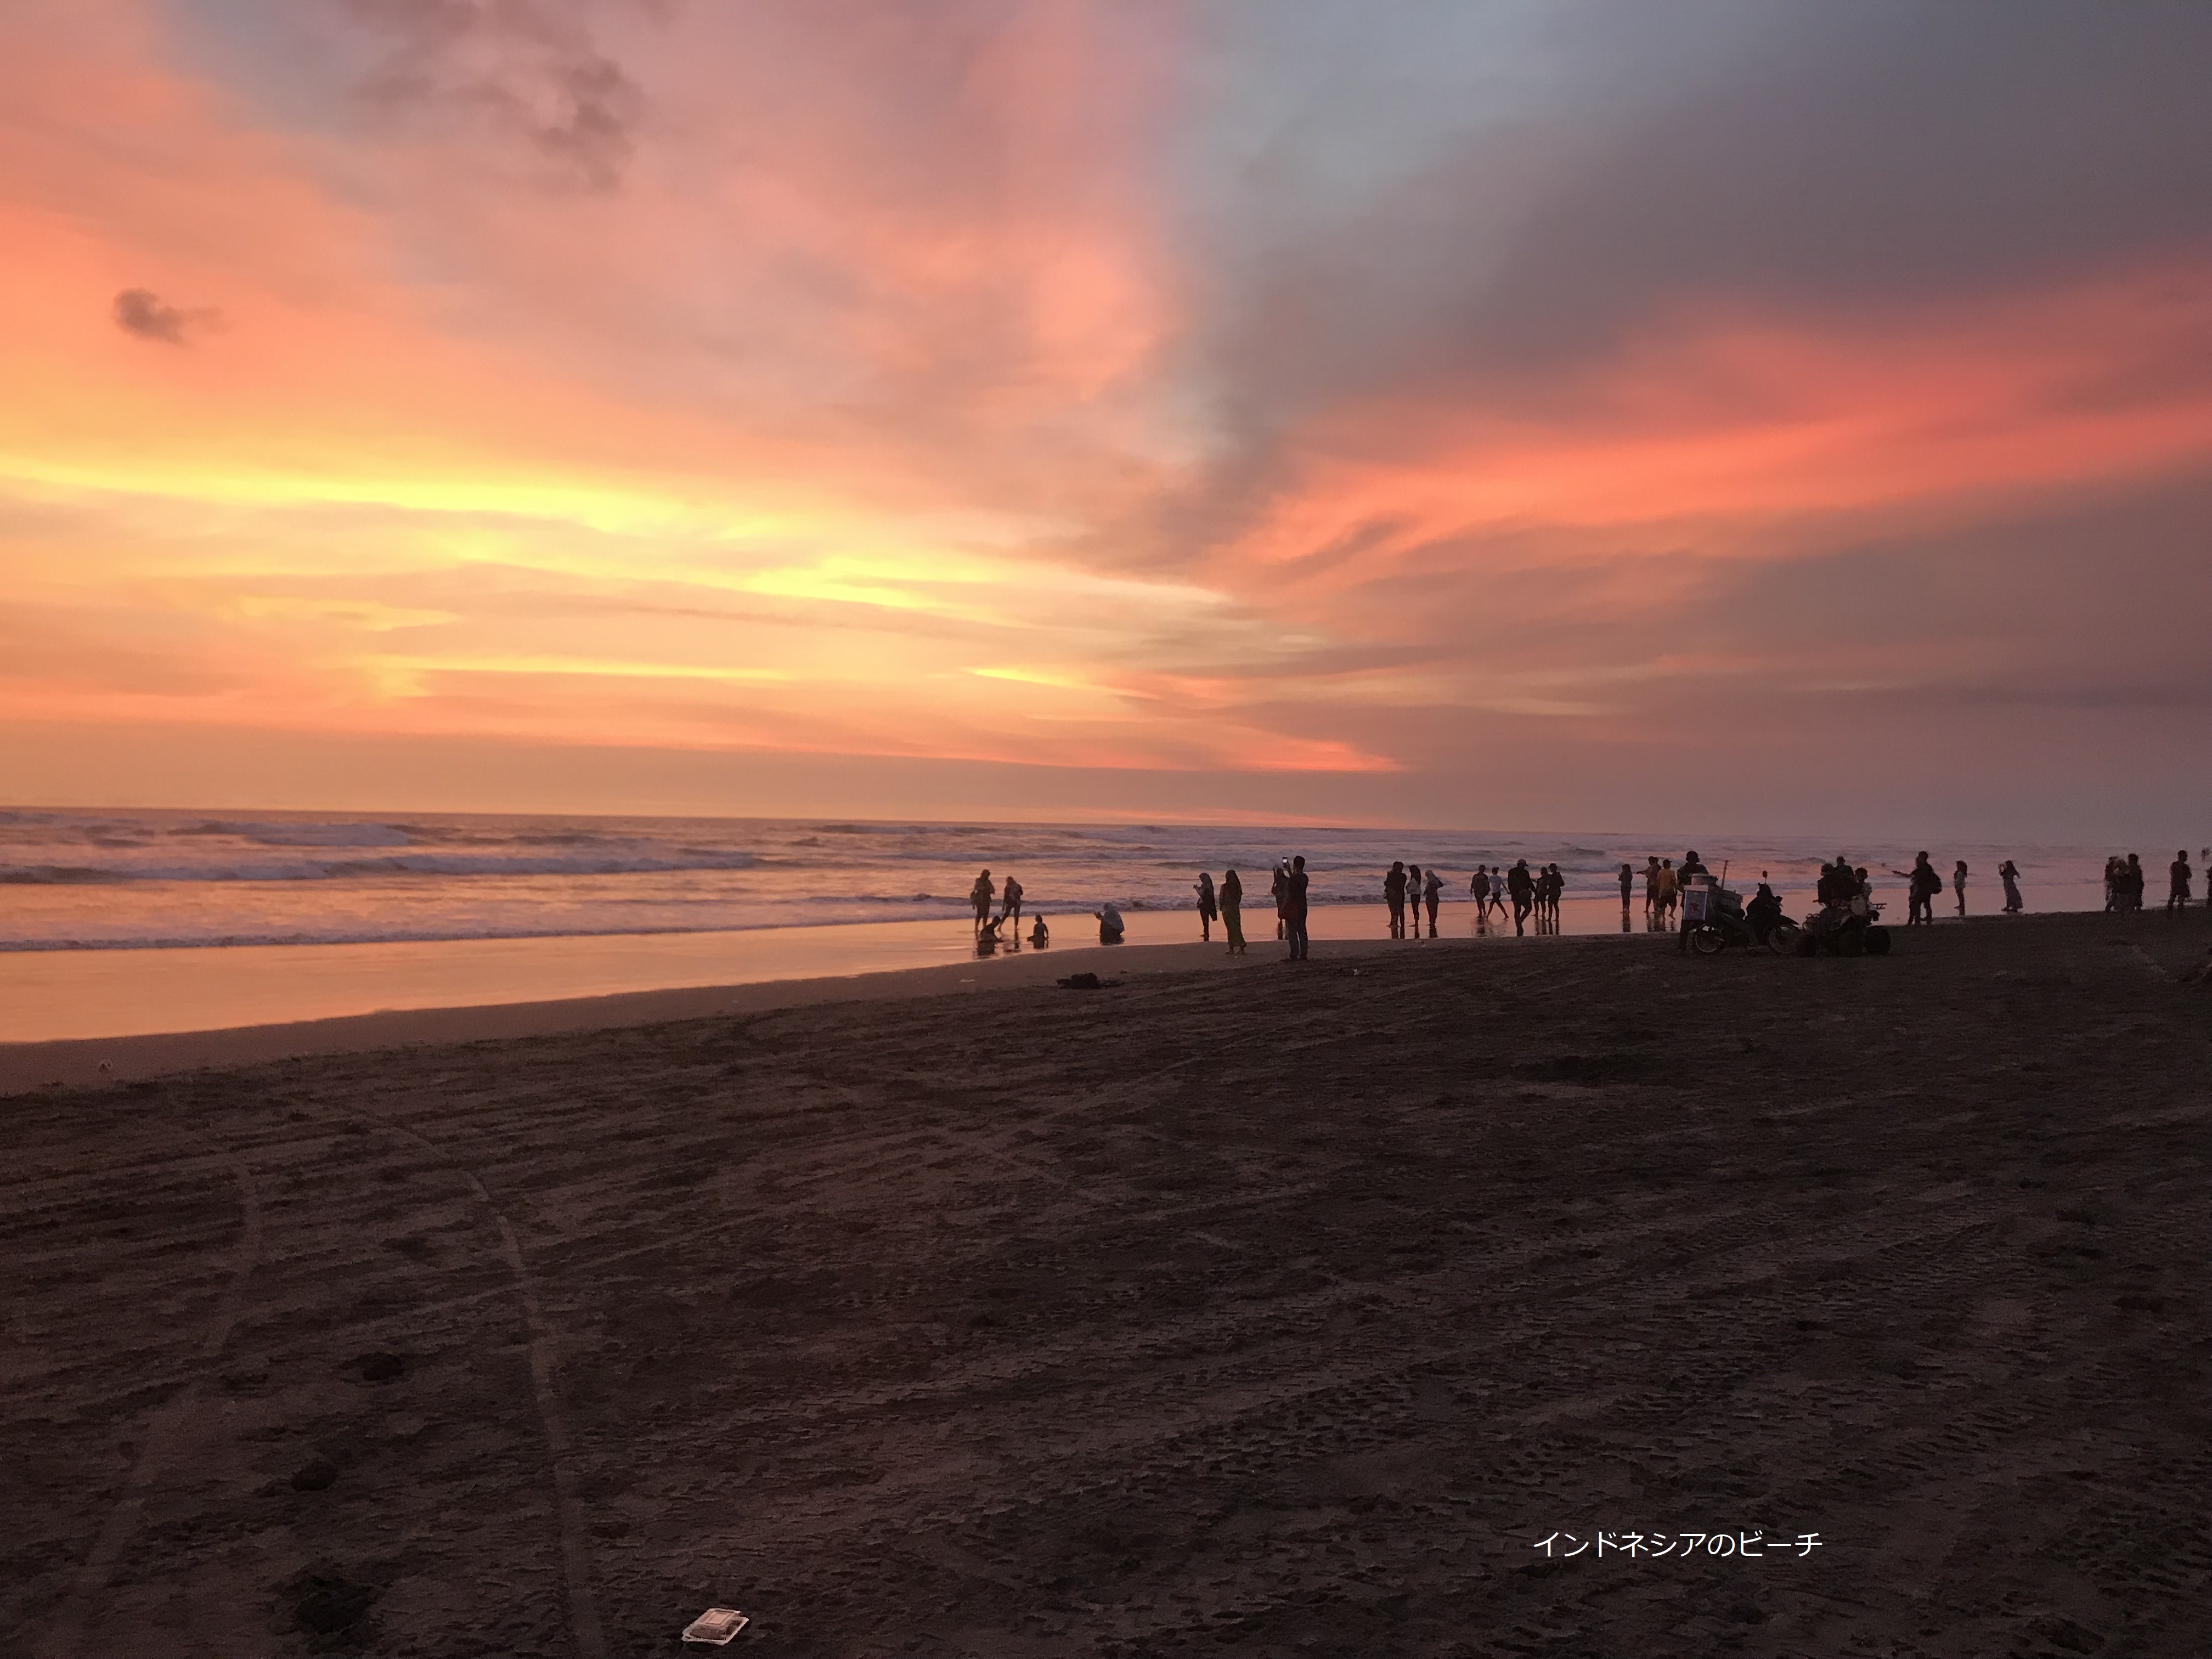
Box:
0 885 2110 1054
0 930 1444 1093
0 906 2138 1094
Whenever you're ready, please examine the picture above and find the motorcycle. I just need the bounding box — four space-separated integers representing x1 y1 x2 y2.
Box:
1685 879 1799 955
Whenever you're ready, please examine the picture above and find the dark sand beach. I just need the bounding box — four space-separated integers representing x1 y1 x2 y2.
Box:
5 912 2210 1657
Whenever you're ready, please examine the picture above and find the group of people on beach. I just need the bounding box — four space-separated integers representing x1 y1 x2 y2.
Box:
967 841 2204 961
2106 850 2201 915
967 869 1050 953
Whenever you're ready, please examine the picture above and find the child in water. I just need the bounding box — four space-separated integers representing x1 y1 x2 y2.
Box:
1029 915 1050 946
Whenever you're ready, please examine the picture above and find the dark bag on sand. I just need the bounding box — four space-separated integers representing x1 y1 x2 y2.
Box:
1058 972 1102 990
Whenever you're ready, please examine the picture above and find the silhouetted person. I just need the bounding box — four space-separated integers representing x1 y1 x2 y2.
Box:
1384 860 1408 938
1816 856 1857 907
1999 860 2023 913
1747 871 1782 944
970 869 995 932
2123 854 2146 912
1407 865 1424 937
1618 862 1634 909
1423 865 1443 934
1272 860 1290 940
1542 862 1564 925
1470 866 1491 917
1221 867 1245 953
1194 871 1217 941
2168 851 2192 916
1643 855 1662 918
1029 915 1051 946
1284 855 1311 960
999 874 1023 930
1893 853 1940 925
1673 850 1707 951
1506 858 1534 935
1094 902 1126 944
975 915 1003 956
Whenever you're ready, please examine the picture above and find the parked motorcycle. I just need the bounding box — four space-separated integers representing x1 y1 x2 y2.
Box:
1685 878 1799 955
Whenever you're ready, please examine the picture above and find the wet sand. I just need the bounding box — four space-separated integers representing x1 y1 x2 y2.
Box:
4 911 2209 1657
0 898 1665 1047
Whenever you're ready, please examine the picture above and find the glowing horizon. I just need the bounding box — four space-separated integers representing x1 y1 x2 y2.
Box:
5 1 2210 838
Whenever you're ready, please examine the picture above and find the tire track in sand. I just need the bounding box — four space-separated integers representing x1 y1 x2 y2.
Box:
35 1152 261 1659
347 1103 608 1659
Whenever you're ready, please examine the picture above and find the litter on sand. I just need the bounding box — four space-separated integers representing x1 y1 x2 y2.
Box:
682 1607 749 1645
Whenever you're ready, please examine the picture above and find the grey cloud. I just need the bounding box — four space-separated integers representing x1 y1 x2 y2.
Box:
345 0 649 188
1459 3 2212 370
1194 3 2212 423
113 288 222 344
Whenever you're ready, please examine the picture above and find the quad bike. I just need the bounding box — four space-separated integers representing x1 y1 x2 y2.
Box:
1793 896 1891 957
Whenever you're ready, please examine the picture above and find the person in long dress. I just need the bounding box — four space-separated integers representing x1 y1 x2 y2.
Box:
1221 868 1246 953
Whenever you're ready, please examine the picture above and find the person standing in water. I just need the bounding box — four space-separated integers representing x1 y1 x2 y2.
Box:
1506 858 1535 934
1221 867 1245 953
1384 860 1409 938
1407 865 1425 935
1272 860 1290 940
1284 855 1311 960
999 873 1024 933
1422 864 1444 934
1952 860 1968 917
1194 871 1218 941
2169 850 2193 916
1999 859 2023 913
970 869 996 933
1618 862 1634 911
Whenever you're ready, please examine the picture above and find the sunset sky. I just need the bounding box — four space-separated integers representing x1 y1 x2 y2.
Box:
5 1 2210 836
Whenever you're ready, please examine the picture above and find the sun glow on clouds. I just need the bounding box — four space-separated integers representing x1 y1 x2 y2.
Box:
4 1 2212 823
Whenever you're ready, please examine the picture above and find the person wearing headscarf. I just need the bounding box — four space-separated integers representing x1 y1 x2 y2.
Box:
1220 867 1246 953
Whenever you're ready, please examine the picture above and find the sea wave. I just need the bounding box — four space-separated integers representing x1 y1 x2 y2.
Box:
167 819 417 848
0 850 763 883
